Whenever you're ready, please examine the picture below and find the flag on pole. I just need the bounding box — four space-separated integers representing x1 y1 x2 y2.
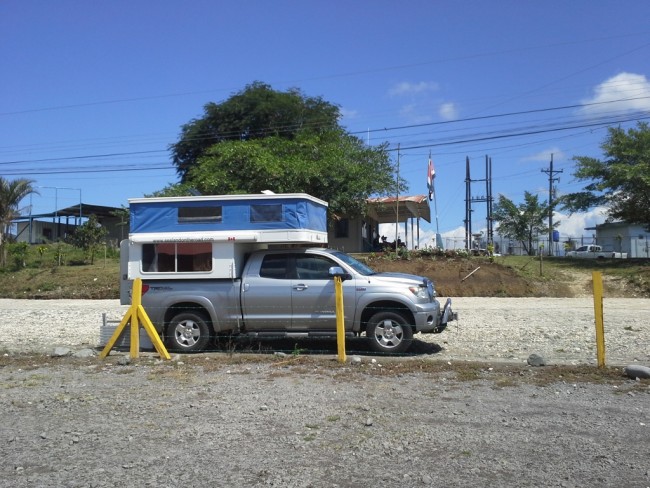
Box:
427 157 436 201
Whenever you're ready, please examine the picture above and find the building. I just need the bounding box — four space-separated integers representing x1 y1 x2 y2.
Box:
327 195 431 253
585 221 650 258
13 203 125 245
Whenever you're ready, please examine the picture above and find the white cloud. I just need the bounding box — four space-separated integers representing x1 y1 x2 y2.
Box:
398 103 433 124
438 102 458 120
553 207 610 238
389 81 439 97
521 147 566 163
339 108 358 120
580 72 650 117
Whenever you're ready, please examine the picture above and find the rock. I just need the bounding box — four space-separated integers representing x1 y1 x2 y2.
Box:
527 353 547 367
51 347 72 357
116 356 131 366
73 348 96 358
623 365 650 379
350 355 362 365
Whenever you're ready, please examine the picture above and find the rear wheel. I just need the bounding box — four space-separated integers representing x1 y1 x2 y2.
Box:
166 311 212 352
366 311 413 354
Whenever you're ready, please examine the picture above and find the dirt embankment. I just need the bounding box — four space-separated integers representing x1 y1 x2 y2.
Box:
369 256 647 299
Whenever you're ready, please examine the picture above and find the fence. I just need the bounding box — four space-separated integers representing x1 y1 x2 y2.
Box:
442 235 650 257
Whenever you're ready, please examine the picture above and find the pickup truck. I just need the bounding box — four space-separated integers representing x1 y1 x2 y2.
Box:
132 247 456 354
565 245 628 259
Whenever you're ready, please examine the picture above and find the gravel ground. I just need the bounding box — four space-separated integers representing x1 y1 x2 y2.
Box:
1 297 648 365
1 298 649 487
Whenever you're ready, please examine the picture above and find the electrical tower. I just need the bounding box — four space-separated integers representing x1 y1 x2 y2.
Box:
541 153 563 256
464 156 494 251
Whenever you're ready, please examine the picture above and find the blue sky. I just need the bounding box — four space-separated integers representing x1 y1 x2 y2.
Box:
2 1 649 248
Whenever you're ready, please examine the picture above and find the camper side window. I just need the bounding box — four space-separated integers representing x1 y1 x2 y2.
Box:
250 204 283 223
178 206 222 223
141 242 212 273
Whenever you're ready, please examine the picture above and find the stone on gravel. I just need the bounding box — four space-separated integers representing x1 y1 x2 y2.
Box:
73 348 96 358
527 353 547 367
623 365 650 379
116 356 131 366
51 347 72 357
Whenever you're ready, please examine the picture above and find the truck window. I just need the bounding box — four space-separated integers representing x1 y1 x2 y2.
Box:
259 254 291 279
296 255 335 280
141 242 212 273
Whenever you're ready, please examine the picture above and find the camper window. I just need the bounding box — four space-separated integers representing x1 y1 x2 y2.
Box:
250 204 283 223
141 242 212 273
178 206 222 223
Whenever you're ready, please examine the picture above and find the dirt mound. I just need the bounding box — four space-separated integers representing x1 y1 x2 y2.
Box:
364 256 640 298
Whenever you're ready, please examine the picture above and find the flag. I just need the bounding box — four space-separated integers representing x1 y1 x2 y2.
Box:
427 157 436 201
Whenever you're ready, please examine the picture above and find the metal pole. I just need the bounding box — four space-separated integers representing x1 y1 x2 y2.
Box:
395 144 400 246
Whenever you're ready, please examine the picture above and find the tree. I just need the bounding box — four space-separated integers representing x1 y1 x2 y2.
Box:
184 131 399 217
172 82 340 180
561 122 650 229
66 214 107 264
167 82 402 217
0 177 38 267
493 192 555 255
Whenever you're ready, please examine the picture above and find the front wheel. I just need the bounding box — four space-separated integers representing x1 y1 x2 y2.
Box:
166 311 212 352
366 311 413 354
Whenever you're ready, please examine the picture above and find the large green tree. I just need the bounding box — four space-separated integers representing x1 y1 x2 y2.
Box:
493 191 555 255
0 177 38 266
172 81 340 180
167 82 401 217
561 122 650 228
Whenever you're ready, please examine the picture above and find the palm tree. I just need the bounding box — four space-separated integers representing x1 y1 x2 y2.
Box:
0 177 38 266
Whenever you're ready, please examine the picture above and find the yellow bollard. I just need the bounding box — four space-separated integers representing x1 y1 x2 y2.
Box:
334 276 346 363
100 278 171 360
592 271 605 368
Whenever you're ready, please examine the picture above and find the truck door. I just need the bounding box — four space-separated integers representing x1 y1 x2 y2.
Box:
292 254 356 331
241 253 294 330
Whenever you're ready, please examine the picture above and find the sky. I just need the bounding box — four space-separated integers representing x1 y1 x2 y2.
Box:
2 1 649 249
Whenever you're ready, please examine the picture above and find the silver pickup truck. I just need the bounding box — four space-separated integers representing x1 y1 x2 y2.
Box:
131 247 456 354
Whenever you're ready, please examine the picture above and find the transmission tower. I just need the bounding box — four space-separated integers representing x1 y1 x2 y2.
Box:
541 153 563 256
464 156 494 251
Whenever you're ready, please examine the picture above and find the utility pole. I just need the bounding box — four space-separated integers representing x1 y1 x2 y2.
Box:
541 154 563 256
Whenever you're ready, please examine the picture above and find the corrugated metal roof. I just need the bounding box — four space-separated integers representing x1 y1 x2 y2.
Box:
366 194 431 223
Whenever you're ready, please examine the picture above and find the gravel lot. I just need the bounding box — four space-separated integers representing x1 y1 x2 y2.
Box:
1 298 649 487
1 297 648 365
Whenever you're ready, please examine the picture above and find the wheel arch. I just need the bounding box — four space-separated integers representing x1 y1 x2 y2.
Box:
164 302 213 332
360 300 414 333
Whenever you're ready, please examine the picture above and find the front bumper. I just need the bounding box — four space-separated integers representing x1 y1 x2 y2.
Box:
414 298 457 334
435 297 457 333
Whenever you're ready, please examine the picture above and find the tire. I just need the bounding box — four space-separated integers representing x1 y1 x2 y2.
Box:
166 311 212 352
366 311 414 354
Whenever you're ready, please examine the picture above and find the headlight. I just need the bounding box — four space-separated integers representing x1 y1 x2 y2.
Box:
408 285 430 300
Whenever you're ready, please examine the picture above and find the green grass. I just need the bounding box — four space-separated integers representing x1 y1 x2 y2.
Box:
0 243 120 299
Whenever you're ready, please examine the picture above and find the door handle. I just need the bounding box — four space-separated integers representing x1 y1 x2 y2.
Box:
293 283 308 291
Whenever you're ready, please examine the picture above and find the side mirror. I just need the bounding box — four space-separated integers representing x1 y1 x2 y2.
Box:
329 266 351 281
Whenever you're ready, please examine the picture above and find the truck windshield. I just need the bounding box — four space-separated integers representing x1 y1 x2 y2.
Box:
331 251 376 276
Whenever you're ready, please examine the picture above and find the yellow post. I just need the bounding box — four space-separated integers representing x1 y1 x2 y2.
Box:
334 276 346 363
592 271 605 368
130 277 140 357
100 278 171 360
